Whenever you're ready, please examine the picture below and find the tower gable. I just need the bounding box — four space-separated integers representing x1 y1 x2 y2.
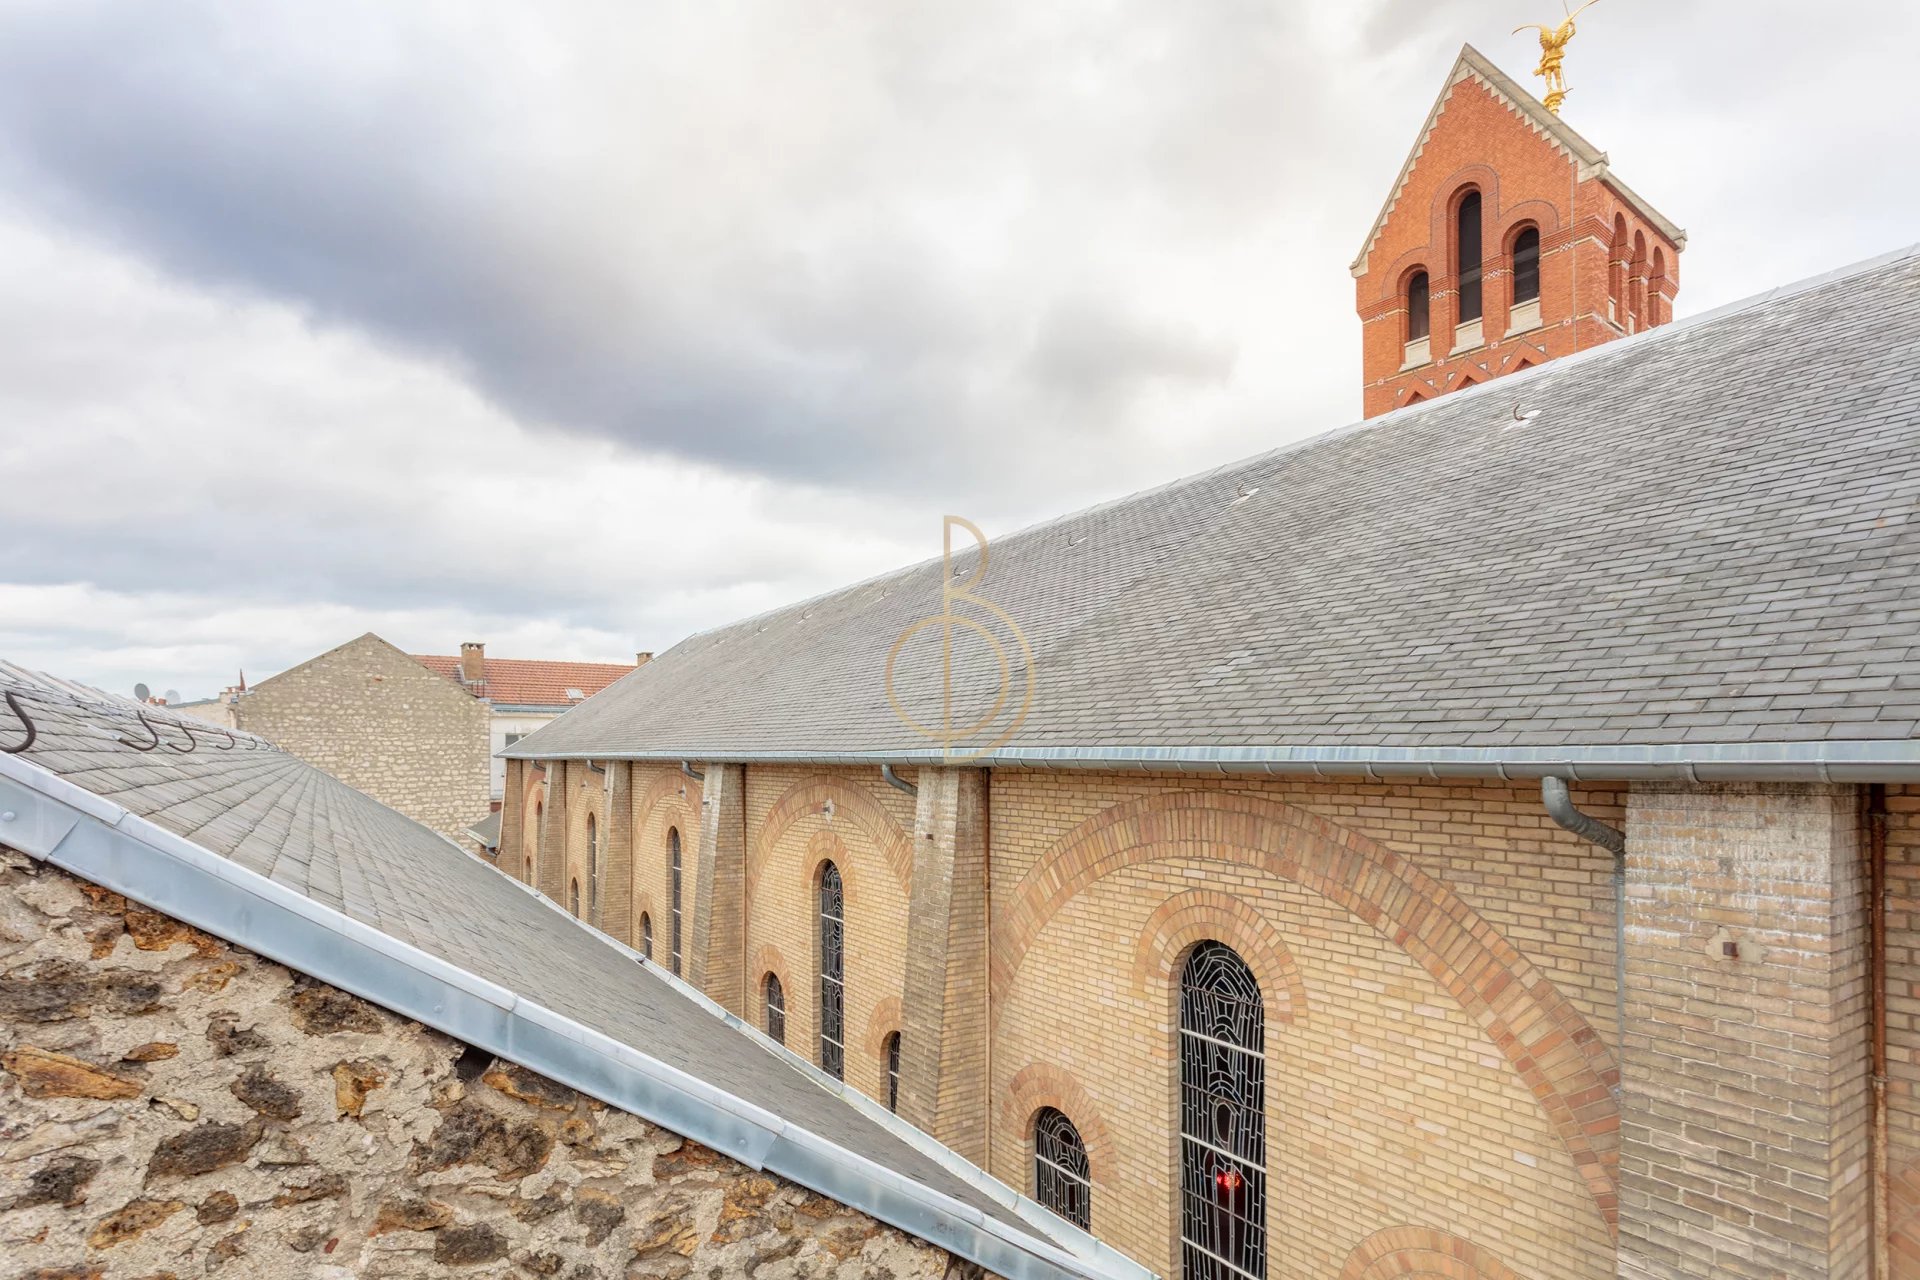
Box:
1353 45 1684 418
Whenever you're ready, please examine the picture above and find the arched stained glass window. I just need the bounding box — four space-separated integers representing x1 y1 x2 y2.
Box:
668 827 683 976
885 1031 902 1112
640 912 652 960
1034 1107 1092 1230
586 814 598 917
818 862 845 1080
764 972 786 1045
1179 941 1266 1280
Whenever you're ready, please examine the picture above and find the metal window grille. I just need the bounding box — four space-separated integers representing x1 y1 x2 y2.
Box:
885 1031 901 1112
818 862 844 1080
1034 1107 1092 1229
764 972 786 1045
669 828 683 976
1179 941 1266 1280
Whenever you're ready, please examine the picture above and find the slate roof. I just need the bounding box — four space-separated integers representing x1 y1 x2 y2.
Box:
508 247 1920 778
413 654 637 708
0 671 1134 1280
466 809 503 850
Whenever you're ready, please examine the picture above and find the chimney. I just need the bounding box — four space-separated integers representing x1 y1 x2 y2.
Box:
635 652 653 668
460 642 486 686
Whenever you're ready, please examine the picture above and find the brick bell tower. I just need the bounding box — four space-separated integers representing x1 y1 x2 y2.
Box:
1353 45 1685 418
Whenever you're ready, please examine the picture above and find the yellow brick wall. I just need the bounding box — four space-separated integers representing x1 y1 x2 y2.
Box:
744 767 915 1107
986 770 1621 1280
499 761 1627 1277
630 763 702 974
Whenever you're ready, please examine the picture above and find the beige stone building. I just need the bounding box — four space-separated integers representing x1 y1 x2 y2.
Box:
172 635 634 849
489 91 1920 1280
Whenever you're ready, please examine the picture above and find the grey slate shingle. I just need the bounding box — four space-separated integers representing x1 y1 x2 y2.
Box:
507 246 1920 765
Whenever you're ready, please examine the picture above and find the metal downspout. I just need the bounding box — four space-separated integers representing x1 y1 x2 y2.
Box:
1542 776 1627 1083
881 764 917 796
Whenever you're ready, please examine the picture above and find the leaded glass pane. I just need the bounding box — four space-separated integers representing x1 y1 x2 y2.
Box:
819 862 844 1080
1180 941 1265 1280
1034 1107 1091 1229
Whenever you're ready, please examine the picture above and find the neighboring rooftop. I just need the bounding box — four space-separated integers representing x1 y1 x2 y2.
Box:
0 670 1141 1280
507 246 1920 780
414 651 639 708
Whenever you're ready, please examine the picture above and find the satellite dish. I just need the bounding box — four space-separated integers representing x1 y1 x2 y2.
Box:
164 690 181 705
134 682 151 701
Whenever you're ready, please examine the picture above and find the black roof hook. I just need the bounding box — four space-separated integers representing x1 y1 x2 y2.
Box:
1 691 36 755
216 727 236 750
119 711 164 752
165 719 197 753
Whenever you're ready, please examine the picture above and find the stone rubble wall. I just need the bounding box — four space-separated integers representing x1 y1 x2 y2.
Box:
0 848 976 1280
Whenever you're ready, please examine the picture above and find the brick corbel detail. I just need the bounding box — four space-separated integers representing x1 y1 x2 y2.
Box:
690 763 746 1013
897 767 989 1163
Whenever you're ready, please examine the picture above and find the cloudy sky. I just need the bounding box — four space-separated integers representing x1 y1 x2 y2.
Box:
2 0 1913 701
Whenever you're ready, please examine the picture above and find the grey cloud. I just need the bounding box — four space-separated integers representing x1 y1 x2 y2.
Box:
0 0 1367 496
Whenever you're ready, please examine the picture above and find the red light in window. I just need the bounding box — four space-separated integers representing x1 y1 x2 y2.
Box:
1215 1170 1242 1193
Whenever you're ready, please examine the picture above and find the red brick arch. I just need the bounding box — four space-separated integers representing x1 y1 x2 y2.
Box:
752 943 793 1040
750 774 913 902
863 995 903 1060
1339 1226 1529 1280
994 790 1619 1235
1000 1062 1118 1191
1129 889 1305 1026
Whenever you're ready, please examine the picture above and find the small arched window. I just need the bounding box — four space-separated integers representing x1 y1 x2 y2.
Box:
1179 941 1266 1280
668 827 683 977
1405 271 1430 343
1454 190 1483 324
640 912 653 960
569 878 580 918
818 861 845 1080
1511 226 1540 306
764 972 786 1045
585 813 598 917
884 1031 902 1112
1034 1107 1092 1230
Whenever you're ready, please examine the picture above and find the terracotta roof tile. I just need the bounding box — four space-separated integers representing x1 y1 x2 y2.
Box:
413 655 636 707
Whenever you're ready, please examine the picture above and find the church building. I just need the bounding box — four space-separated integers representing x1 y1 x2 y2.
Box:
497 45 1920 1280
1353 46 1683 417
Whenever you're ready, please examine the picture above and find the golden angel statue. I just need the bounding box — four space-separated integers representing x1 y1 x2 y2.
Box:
1514 0 1600 115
